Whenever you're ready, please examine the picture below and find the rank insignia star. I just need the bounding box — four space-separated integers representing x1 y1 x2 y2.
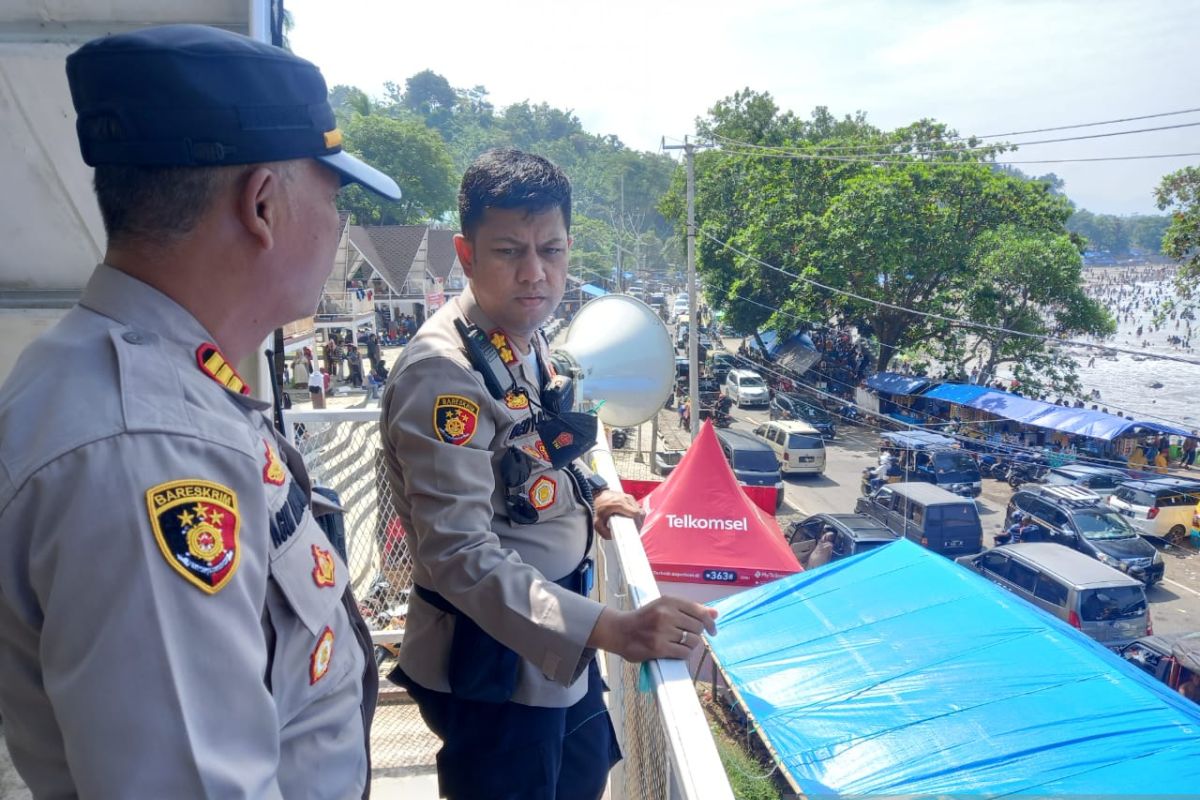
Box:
489 330 516 365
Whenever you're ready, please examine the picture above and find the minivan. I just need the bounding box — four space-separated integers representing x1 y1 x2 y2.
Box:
957 543 1152 647
715 428 786 511
1107 478 1200 544
752 420 826 476
854 482 983 557
1006 485 1164 585
725 369 770 408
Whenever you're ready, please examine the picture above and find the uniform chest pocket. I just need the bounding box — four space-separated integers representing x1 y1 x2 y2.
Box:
266 512 360 724
269 512 348 636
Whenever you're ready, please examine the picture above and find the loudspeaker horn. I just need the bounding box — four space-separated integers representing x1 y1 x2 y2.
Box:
553 294 674 427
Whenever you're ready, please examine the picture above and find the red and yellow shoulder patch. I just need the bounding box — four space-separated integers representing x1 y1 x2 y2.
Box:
505 389 529 410
262 439 286 486
433 395 479 446
311 544 336 588
145 479 241 594
195 343 250 395
489 329 516 365
310 627 335 684
529 476 557 511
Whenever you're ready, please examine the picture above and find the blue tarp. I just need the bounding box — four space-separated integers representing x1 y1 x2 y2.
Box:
580 283 608 297
708 540 1200 797
921 383 993 405
865 372 930 396
881 430 957 449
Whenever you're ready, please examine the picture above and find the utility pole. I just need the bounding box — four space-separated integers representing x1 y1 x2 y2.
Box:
663 136 699 438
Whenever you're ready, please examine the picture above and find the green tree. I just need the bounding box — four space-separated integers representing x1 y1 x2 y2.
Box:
951 225 1113 393
1156 165 1200 297
401 70 457 133
338 114 456 225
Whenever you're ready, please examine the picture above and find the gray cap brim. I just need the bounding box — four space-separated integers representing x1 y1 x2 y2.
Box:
318 150 402 201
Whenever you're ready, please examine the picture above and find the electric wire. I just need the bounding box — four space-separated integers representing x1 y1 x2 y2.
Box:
702 106 1200 154
725 290 1199 431
703 230 1200 367
707 119 1200 159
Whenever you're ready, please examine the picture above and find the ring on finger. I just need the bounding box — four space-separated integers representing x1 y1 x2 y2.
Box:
678 630 688 646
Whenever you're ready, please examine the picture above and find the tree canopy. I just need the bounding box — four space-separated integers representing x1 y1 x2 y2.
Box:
327 73 679 284
1156 165 1200 300
661 89 1114 393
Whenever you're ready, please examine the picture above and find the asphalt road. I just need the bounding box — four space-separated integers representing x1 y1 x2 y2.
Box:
722 401 1200 638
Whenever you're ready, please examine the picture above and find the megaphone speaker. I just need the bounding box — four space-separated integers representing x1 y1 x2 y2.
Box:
552 295 675 427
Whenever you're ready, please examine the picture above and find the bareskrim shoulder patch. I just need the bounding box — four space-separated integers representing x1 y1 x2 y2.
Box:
145 479 241 594
433 395 479 446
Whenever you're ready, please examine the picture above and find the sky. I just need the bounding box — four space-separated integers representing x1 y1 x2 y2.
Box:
287 0 1199 216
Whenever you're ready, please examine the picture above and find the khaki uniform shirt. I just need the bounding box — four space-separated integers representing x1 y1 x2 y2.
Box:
381 287 603 708
0 265 376 799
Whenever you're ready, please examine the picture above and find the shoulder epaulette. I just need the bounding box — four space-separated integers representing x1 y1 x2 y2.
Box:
195 343 251 395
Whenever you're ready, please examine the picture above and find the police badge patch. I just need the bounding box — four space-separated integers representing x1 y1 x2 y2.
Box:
433 395 479 446
145 479 241 594
529 476 557 511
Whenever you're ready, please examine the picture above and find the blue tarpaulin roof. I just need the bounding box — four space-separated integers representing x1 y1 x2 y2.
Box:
921 383 993 405
865 372 930 396
708 540 1200 797
580 283 608 297
919 384 1193 441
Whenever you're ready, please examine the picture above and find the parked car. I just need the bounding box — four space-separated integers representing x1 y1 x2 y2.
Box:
1107 477 1200 544
854 482 983 558
878 430 981 497
956 543 1152 647
1005 485 1164 585
714 428 785 511
786 513 898 565
707 352 738 382
751 420 826 476
724 369 770 408
1119 633 1200 700
1042 464 1130 493
769 392 836 439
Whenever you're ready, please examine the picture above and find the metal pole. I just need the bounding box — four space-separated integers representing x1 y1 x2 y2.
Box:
662 136 704 441
685 139 699 439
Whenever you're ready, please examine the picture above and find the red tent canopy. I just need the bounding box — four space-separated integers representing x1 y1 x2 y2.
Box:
639 421 801 588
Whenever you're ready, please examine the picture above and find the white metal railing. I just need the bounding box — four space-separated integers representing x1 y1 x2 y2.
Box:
283 408 734 800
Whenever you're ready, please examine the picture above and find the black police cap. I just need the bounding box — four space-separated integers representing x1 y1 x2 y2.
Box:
66 24 401 200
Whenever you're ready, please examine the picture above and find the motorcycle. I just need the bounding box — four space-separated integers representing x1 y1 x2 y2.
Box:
1006 453 1048 489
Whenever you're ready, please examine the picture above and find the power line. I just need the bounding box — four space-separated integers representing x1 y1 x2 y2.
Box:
726 289 1196 432
710 148 1200 166
703 230 1200 367
705 107 1200 155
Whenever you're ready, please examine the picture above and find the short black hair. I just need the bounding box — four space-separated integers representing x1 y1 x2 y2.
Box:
93 164 240 245
458 148 571 240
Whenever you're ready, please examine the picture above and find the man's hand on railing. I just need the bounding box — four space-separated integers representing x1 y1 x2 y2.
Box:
588 597 718 662
592 489 644 539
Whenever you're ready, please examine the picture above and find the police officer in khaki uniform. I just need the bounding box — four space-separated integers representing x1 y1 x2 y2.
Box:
381 149 718 800
0 25 402 798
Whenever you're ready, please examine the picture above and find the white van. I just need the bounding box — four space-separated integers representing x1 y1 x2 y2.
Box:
725 369 770 408
753 421 826 475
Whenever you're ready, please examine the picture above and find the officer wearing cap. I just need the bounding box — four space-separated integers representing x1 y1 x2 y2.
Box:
380 148 718 799
0 25 400 798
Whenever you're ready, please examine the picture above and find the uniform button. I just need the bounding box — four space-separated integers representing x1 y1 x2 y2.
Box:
122 330 157 345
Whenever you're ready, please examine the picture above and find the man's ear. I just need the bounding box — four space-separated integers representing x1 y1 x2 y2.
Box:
236 166 281 251
453 233 475 280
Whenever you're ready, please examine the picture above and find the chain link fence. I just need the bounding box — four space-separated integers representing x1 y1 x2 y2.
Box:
286 409 734 799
